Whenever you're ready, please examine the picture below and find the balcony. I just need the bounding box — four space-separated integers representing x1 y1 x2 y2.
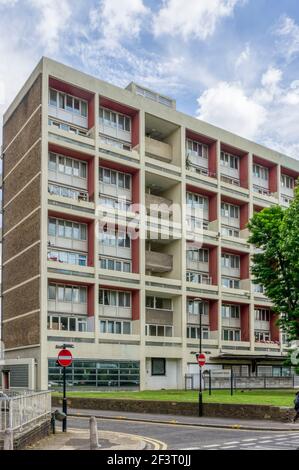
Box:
145 136 172 163
145 251 173 273
145 193 173 216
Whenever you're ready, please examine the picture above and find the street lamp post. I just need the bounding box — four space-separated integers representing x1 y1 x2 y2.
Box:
194 297 203 417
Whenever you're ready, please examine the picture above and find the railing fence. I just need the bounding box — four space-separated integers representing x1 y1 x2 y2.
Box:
185 374 297 391
0 390 51 435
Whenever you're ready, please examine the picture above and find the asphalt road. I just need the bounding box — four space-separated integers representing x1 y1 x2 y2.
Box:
68 416 299 450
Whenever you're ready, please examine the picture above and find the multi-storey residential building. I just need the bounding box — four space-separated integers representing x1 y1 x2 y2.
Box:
1 57 299 391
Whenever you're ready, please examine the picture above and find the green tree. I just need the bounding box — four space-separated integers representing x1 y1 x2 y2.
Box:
248 189 299 342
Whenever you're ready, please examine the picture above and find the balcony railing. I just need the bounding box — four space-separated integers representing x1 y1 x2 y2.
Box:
48 183 89 202
48 118 92 138
145 251 173 273
221 174 240 186
253 185 275 197
145 193 173 215
145 136 172 163
186 272 211 285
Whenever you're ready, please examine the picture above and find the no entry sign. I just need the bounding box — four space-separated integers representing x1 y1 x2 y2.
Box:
196 353 206 367
57 349 73 367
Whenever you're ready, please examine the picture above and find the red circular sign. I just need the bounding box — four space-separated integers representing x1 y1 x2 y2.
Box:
58 349 73 367
197 353 206 367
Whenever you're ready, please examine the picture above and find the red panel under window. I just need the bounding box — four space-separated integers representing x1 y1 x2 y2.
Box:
241 304 250 342
209 300 218 332
209 246 218 285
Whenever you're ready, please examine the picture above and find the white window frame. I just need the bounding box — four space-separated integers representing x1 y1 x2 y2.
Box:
221 253 240 269
48 218 87 241
49 88 88 118
99 319 132 335
99 257 132 273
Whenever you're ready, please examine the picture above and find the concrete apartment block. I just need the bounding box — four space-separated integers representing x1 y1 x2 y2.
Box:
1 57 298 391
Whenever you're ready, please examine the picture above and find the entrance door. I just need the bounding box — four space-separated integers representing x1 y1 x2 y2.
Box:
2 371 10 390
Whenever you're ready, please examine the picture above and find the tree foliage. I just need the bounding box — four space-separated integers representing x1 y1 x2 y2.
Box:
248 188 299 341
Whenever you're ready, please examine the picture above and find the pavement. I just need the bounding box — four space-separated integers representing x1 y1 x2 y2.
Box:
26 428 163 451
66 407 299 432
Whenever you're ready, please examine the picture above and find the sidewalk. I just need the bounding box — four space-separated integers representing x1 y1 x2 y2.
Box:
27 428 148 451
67 408 299 432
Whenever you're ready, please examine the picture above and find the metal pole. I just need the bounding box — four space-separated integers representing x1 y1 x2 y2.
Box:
231 369 234 396
62 366 67 432
209 370 212 396
198 309 203 417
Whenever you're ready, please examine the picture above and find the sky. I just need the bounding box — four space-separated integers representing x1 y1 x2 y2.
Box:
1 0 299 158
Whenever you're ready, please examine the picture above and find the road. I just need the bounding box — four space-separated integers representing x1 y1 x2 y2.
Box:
68 416 299 450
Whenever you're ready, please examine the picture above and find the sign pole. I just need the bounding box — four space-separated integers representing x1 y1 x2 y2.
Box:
62 366 67 432
199 309 203 417
56 345 73 433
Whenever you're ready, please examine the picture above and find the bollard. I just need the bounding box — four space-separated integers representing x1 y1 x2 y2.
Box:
3 429 13 450
89 416 100 450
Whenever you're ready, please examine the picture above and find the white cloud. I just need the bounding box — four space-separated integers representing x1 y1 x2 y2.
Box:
0 0 18 5
274 15 299 60
29 0 72 54
90 0 148 47
153 0 243 40
235 43 251 69
196 66 299 159
0 81 4 105
197 81 266 139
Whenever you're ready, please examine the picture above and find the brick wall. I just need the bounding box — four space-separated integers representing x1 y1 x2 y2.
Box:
2 74 42 350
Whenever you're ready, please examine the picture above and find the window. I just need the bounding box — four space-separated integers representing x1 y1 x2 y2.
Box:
222 278 240 289
48 315 88 332
99 107 131 133
281 174 295 189
99 319 132 335
221 226 240 238
186 192 209 211
187 326 209 339
255 331 271 342
99 257 131 273
99 167 131 190
222 304 240 319
187 300 209 316
49 153 87 180
48 250 87 266
48 218 87 241
146 325 173 337
99 290 131 308
186 139 209 159
49 89 57 107
49 88 88 118
221 203 239 219
186 272 210 285
187 248 209 263
221 254 240 269
48 284 87 304
146 297 172 310
220 151 239 170
253 164 269 181
223 329 241 341
151 358 166 376
255 309 270 322
48 284 56 300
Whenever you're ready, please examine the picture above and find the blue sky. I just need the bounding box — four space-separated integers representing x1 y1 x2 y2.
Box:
1 0 299 158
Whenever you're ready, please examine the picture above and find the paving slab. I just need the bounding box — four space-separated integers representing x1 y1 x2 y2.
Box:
26 428 148 451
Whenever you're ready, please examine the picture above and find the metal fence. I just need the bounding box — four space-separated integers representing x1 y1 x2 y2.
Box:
0 390 52 434
185 374 297 391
